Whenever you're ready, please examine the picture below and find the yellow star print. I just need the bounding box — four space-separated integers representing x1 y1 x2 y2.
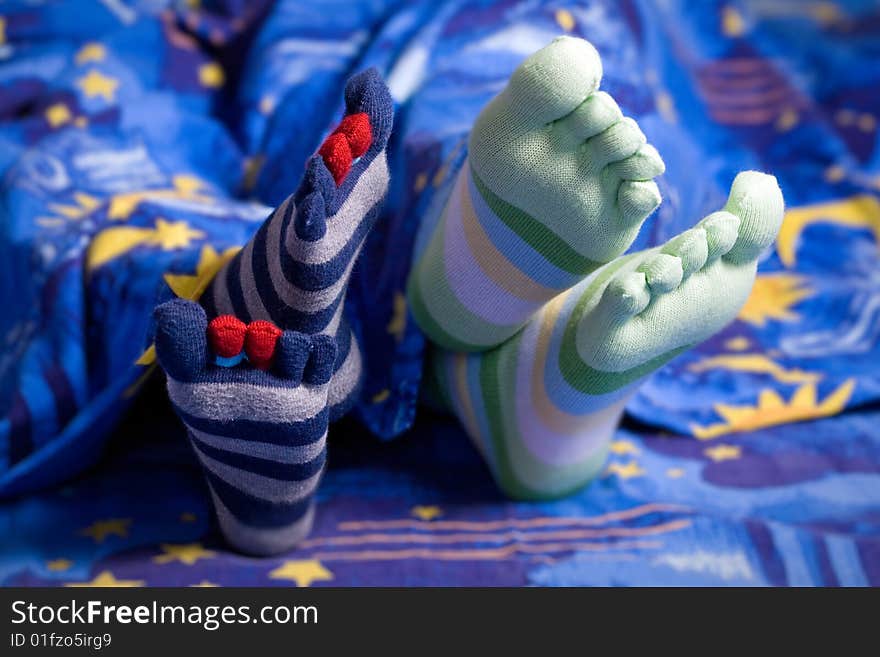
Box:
666 468 685 479
737 274 814 327
259 95 275 115
269 560 334 587
198 62 225 88
86 219 205 272
722 6 747 37
152 218 205 249
66 571 144 587
691 379 855 440
778 195 880 267
76 70 119 102
704 444 742 462
775 108 799 132
107 174 212 220
555 9 575 31
725 336 751 351
45 103 72 128
75 43 107 65
79 518 131 543
133 244 239 369
371 389 390 404
190 581 219 587
606 461 645 479
414 172 428 192
386 292 407 342
608 440 640 456
153 543 216 566
163 244 239 299
411 505 443 521
689 353 820 385
46 559 73 572
241 155 265 192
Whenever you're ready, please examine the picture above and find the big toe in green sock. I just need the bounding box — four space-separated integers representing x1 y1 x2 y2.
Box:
471 34 665 266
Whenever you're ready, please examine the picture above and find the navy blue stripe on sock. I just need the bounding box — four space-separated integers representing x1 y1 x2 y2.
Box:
329 386 359 422
170 361 319 386
204 469 317 528
248 201 288 325
190 433 325 481
252 199 290 305
333 319 352 374
7 392 33 465
278 202 381 292
251 238 348 333
224 251 251 324
177 407 329 446
200 282 218 318
279 290 346 336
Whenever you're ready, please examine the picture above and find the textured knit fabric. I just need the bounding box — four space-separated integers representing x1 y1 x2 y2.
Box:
153 69 393 553
154 298 337 556
432 171 784 499
202 68 394 420
408 37 665 352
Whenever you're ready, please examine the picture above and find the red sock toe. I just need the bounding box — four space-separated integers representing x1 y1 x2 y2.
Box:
335 112 372 159
318 133 353 185
244 320 282 370
207 315 247 359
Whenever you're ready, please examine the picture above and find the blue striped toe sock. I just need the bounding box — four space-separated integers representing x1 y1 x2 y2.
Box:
201 67 393 420
154 299 338 555
154 69 393 553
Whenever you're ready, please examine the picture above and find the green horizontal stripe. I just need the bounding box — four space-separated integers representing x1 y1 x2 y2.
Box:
470 166 604 276
406 273 485 353
478 336 609 500
406 208 523 352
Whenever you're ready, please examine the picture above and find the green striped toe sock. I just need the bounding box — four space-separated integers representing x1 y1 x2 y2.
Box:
408 36 784 500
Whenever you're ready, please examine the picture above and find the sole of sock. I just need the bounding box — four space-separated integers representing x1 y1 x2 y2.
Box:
436 171 784 499
153 299 338 555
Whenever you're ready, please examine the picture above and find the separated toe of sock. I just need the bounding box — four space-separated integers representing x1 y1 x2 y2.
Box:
723 171 784 264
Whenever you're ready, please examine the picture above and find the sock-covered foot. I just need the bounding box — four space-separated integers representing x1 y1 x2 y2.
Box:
408 36 665 351
203 67 393 419
153 299 337 555
433 172 783 500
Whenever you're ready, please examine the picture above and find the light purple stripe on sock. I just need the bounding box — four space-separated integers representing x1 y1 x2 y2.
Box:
443 173 538 325
192 442 323 504
209 488 315 556
190 428 327 464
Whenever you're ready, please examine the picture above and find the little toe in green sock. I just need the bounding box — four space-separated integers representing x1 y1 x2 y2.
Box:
433 171 784 500
408 36 666 352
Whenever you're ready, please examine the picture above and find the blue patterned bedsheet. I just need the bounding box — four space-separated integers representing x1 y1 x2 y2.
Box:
1 0 879 585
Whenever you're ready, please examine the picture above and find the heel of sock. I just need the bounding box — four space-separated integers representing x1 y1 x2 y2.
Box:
491 442 610 501
431 336 627 501
210 491 317 557
184 417 327 555
326 324 363 421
